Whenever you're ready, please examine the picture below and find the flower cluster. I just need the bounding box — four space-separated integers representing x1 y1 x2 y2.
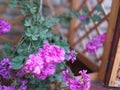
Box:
0 19 11 35
24 42 65 80
86 33 106 53
62 69 91 90
0 85 15 90
0 58 12 78
66 50 77 63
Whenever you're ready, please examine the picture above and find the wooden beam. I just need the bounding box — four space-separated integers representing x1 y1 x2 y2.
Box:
77 53 99 72
98 0 120 81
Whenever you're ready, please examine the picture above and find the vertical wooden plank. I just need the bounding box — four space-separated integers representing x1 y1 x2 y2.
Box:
109 39 120 86
98 0 120 81
104 7 120 86
68 0 79 46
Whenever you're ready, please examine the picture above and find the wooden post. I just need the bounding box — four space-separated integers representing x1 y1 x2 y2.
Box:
104 7 120 87
98 0 120 81
68 0 79 46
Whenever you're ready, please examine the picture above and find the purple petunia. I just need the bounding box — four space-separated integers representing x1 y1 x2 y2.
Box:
0 58 12 79
0 19 11 35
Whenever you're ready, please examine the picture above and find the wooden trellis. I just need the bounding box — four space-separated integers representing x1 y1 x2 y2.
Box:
69 0 112 80
0 0 120 87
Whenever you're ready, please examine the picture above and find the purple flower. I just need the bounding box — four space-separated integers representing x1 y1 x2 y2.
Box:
62 69 91 90
79 70 91 90
86 41 100 53
66 50 77 63
24 42 65 80
62 69 72 82
0 19 11 35
0 58 12 78
80 15 87 21
16 68 25 77
18 80 27 90
86 33 106 53
0 85 15 90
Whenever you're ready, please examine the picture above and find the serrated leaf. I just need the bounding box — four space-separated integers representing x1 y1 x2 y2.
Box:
24 19 32 26
70 10 79 18
12 56 24 63
1 42 13 57
92 14 101 22
4 42 13 49
12 56 25 69
32 35 38 40
82 7 89 14
81 18 90 25
43 16 58 28
12 63 22 70
96 5 103 12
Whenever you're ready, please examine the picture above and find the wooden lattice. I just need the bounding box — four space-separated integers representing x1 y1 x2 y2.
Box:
68 0 112 72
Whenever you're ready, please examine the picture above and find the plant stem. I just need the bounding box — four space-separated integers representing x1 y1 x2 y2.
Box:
10 36 25 57
39 0 43 16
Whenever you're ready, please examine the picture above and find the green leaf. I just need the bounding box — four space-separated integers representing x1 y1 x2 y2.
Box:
9 0 17 8
24 19 32 26
59 15 71 27
12 63 22 70
12 56 24 63
32 35 38 40
92 14 101 22
82 7 89 15
43 16 58 29
96 5 103 12
70 10 79 18
4 42 13 49
12 56 25 69
81 18 90 25
1 42 13 57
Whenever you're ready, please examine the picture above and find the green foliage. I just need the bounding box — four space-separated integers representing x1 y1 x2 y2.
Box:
1 42 13 57
92 14 101 22
82 7 89 15
81 18 90 25
28 77 52 90
56 62 66 70
9 0 17 8
58 14 71 27
96 5 103 12
11 56 25 69
70 10 79 18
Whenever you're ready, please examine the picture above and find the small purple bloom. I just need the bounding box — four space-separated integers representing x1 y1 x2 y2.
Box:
79 70 91 90
66 50 77 63
80 15 87 21
62 69 72 82
0 58 12 78
86 33 106 53
0 19 11 35
62 69 91 90
18 80 27 90
86 41 100 53
2 85 15 90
